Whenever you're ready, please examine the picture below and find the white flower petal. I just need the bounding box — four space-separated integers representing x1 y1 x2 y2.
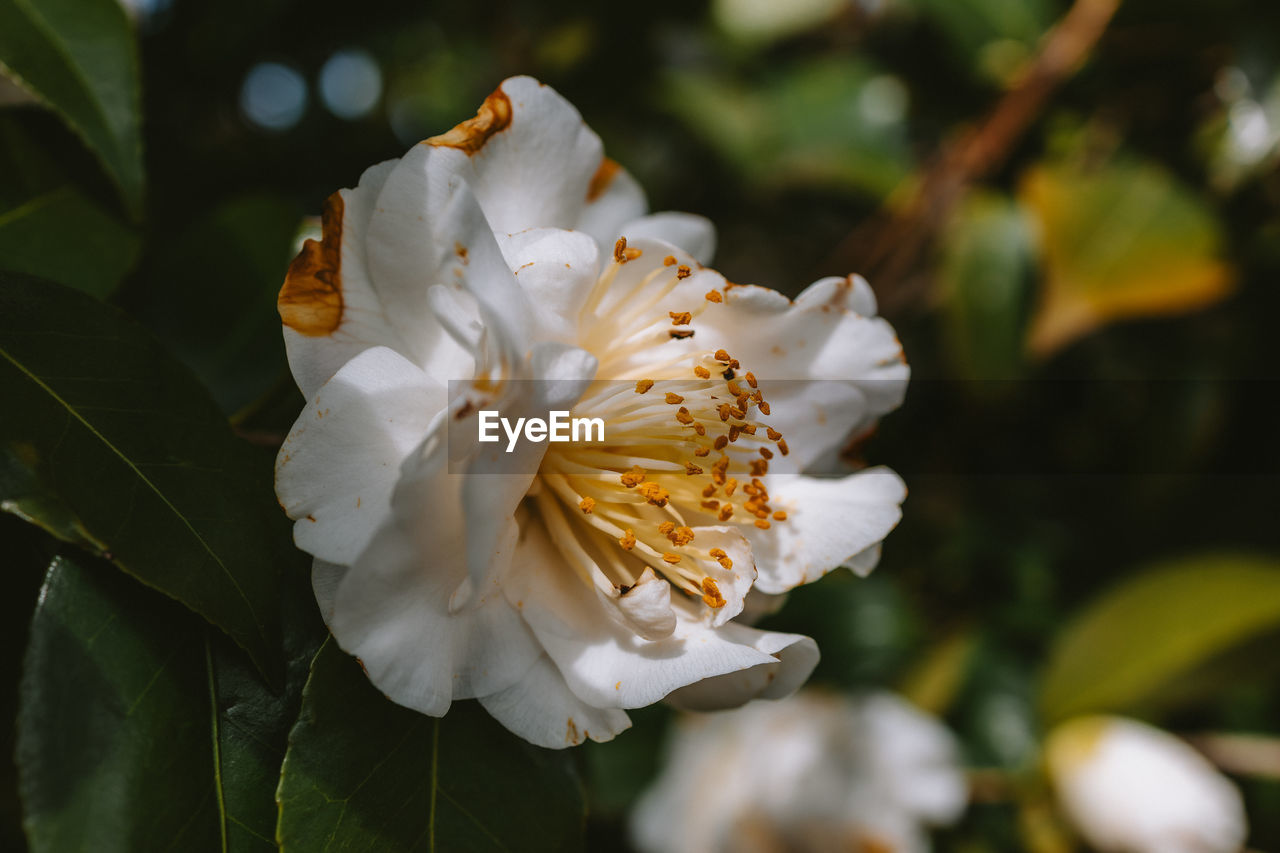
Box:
618 212 718 265
275 346 444 565
507 524 780 709
479 654 632 749
663 622 819 711
366 143 531 372
499 228 602 343
328 433 540 716
748 468 907 594
311 558 346 623
281 159 411 400
424 76 604 236
576 159 648 250
601 567 677 641
694 275 909 471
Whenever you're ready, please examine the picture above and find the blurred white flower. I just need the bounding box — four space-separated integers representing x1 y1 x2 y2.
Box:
274 76 908 748
1046 716 1247 853
631 691 967 852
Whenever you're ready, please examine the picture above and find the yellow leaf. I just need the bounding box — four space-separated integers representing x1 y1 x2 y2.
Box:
1020 161 1234 357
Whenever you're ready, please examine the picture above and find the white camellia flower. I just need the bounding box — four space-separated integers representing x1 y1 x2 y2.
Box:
1046 716 1247 853
274 76 909 748
631 691 968 853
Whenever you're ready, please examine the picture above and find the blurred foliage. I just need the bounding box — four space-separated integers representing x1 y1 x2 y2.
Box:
2 0 1280 850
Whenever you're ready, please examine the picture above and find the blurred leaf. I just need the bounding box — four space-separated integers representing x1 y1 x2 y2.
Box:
663 57 912 199
1040 555 1280 723
0 272 281 678
910 0 1051 83
0 0 144 217
899 627 979 716
939 193 1036 380
712 0 847 45
131 194 302 415
1021 159 1234 357
0 187 138 298
18 552 318 852
277 639 586 852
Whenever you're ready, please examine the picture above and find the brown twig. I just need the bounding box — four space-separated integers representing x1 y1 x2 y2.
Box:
824 0 1123 317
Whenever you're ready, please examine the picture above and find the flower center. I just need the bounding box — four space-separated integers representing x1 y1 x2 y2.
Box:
529 239 791 608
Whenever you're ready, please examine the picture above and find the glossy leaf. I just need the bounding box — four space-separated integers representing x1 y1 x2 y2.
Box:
17 553 321 852
277 639 586 852
1040 555 1280 722
17 555 218 851
1021 159 1234 357
0 0 144 216
0 187 138 298
0 272 280 677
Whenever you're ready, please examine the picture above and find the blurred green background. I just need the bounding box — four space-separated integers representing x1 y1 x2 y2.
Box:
3 0 1280 849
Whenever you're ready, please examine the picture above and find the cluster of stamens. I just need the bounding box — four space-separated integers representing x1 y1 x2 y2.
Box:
532 237 792 612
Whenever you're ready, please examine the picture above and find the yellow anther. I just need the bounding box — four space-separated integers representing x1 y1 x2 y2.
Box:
750 459 769 477
758 401 771 416
754 519 771 530
694 446 711 458
777 438 789 456
621 466 646 487
713 435 729 451
639 482 670 507
766 427 782 441
701 484 718 498
619 529 636 550
772 510 788 521
745 372 758 388
676 265 691 280
705 290 723 303
613 237 628 263
670 526 695 546
663 255 677 266
714 349 732 362
665 392 685 404
724 478 738 496
669 311 692 326
718 504 734 521
728 425 741 443
717 404 732 422
579 497 596 513
675 407 695 425
693 424 707 436
701 577 726 608
726 380 744 397
760 447 774 460
701 499 720 510
658 521 676 535
663 552 682 564
685 462 704 475
693 365 711 379
635 378 655 394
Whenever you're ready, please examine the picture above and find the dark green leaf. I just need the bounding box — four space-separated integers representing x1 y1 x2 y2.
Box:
0 0 144 217
0 272 281 677
18 552 324 852
17 554 219 851
0 187 138 298
130 194 303 415
1040 554 1280 723
277 639 586 852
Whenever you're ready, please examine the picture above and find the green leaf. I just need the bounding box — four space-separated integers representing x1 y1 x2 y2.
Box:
1040 554 1280 723
1020 158 1234 357
939 193 1036 380
0 272 281 678
277 639 586 852
0 0 144 217
662 58 913 199
18 553 321 852
18 554 218 851
0 187 139 298
132 194 303 415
